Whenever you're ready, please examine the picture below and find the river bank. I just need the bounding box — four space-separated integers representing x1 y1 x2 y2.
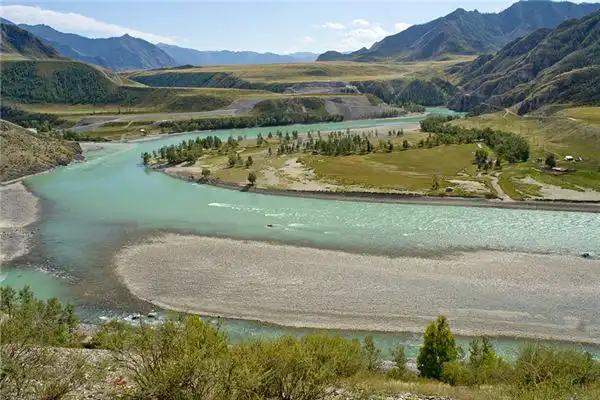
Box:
164 170 600 213
0 182 39 264
115 233 600 345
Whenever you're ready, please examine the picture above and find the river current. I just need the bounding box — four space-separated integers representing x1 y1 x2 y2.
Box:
3 109 599 357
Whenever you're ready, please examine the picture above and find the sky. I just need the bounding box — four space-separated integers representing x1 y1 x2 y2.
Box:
0 1 596 54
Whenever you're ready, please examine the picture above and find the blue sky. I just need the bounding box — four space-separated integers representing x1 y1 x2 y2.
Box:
0 1 595 53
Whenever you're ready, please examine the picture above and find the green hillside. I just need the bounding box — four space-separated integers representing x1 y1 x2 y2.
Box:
0 119 82 182
0 23 62 60
0 60 271 112
448 10 600 115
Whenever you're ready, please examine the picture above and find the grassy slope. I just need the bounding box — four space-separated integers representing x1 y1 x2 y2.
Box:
126 59 470 83
0 119 81 181
452 107 600 198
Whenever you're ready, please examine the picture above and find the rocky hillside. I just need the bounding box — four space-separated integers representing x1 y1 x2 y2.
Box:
448 10 600 115
0 119 82 182
0 22 62 60
318 1 600 61
19 24 177 71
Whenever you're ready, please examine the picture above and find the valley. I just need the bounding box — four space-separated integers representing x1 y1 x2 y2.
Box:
1 2 600 399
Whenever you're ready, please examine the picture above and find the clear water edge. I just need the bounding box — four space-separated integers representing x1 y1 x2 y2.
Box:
2 108 599 357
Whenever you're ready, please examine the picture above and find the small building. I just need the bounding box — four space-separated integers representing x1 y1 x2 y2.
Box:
564 155 574 161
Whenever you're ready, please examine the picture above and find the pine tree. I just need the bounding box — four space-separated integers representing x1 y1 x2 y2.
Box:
417 315 458 379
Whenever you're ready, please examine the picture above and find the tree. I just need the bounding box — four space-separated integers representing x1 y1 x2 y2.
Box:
201 168 211 180
495 158 502 169
431 175 440 191
228 154 237 168
247 171 257 185
141 152 151 165
402 140 409 150
545 153 557 169
362 335 380 371
245 156 254 168
268 147 272 156
474 148 488 169
417 315 458 379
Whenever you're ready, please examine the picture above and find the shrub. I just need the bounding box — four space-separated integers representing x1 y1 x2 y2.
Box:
512 344 600 390
115 315 230 399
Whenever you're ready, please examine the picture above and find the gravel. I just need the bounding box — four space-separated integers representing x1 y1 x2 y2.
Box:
115 234 600 344
0 183 39 263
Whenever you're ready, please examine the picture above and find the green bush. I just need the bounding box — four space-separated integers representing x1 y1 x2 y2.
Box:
512 344 600 389
441 337 510 386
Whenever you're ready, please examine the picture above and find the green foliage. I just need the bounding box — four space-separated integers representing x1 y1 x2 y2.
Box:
201 167 211 180
0 286 88 400
0 286 81 347
474 148 488 168
545 153 557 169
247 171 257 185
361 335 381 372
512 344 600 390
0 106 71 130
441 337 509 386
158 112 344 134
417 315 458 379
421 116 530 163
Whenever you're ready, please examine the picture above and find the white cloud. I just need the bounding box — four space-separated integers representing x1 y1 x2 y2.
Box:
351 19 370 28
0 5 177 44
319 22 345 30
319 20 391 52
394 22 413 32
300 36 315 43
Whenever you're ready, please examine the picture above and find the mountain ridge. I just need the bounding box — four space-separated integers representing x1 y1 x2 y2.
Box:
156 43 317 65
0 22 62 60
18 24 178 71
447 9 600 115
317 1 600 62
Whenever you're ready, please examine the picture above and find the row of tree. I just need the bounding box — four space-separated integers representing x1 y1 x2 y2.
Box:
420 116 530 163
142 135 233 165
158 113 344 134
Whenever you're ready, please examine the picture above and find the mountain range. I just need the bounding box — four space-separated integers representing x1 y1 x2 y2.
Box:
448 9 600 115
157 43 317 65
18 24 178 71
11 23 317 71
318 1 600 62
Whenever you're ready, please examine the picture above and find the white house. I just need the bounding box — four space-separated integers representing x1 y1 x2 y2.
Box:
564 155 574 161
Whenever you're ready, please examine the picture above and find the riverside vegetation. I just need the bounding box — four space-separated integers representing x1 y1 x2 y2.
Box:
2 286 600 400
142 115 532 198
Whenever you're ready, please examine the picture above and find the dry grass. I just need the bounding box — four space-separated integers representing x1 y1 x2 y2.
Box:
127 59 473 83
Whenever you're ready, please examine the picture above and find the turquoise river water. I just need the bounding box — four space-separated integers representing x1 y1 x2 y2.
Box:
2 109 599 358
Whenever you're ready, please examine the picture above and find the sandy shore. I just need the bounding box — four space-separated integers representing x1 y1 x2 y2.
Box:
0 182 39 263
115 234 600 344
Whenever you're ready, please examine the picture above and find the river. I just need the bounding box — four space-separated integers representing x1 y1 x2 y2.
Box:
2 108 599 358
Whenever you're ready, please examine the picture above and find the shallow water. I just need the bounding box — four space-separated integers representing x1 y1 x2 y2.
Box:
4 108 600 355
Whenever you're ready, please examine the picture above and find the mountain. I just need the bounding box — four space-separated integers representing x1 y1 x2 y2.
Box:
18 24 177 71
0 119 82 182
156 43 317 65
1 22 62 60
317 1 600 61
447 10 600 115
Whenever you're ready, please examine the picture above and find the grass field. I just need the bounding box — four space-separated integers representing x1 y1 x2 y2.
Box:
452 108 600 199
306 143 485 192
127 58 473 83
172 132 493 197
